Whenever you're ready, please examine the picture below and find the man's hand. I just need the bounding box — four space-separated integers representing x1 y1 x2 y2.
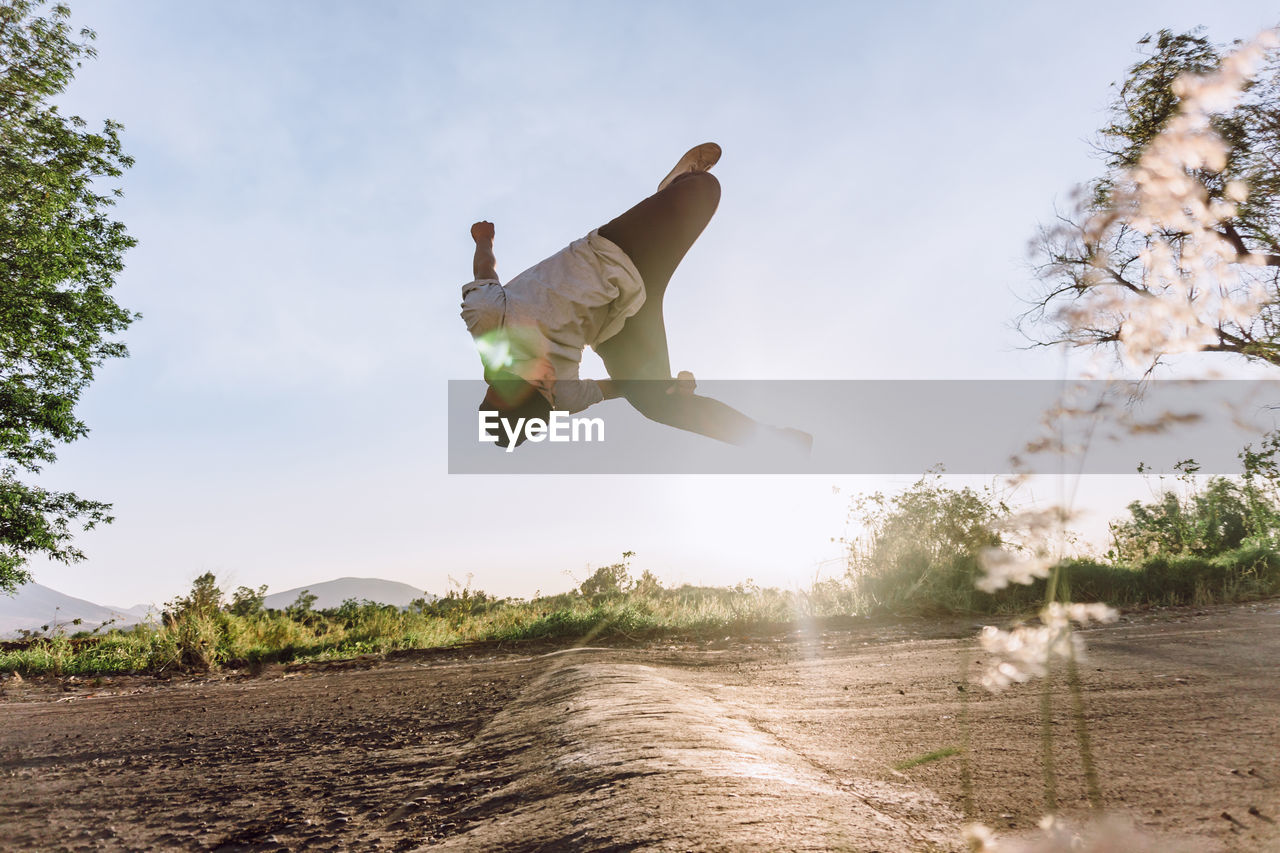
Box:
666 370 696 396
526 356 554 392
471 220 495 244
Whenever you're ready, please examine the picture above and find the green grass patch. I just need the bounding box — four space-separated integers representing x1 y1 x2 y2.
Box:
892 746 962 771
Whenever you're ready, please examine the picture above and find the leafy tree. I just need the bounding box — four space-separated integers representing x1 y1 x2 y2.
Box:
579 551 634 603
1108 478 1246 562
286 589 317 619
0 1 136 592
1111 437 1280 562
419 586 495 621
166 571 224 618
328 597 393 627
632 569 663 598
1023 29 1280 368
229 584 268 617
1239 430 1280 537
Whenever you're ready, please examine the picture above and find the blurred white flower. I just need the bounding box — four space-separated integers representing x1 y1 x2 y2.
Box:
976 547 1053 593
978 505 1078 592
1047 601 1118 626
979 622 1075 690
963 822 1000 852
977 603 1116 691
989 814 1178 852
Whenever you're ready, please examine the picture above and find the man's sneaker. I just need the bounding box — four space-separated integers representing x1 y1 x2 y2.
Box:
657 142 722 192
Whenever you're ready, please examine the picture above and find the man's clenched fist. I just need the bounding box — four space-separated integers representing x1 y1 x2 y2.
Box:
471 221 495 244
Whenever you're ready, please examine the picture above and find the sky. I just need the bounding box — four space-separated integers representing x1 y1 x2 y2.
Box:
23 0 1280 608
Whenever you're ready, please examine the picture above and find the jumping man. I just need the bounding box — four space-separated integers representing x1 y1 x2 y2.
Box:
461 143 811 451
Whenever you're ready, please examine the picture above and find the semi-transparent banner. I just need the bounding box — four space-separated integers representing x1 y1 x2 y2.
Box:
447 379 1280 475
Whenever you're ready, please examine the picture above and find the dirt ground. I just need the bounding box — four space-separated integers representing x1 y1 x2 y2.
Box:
0 601 1277 852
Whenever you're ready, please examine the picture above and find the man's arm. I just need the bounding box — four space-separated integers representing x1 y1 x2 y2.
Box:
471 221 497 281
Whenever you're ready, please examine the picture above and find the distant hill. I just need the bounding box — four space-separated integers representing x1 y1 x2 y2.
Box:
0 577 433 638
262 577 433 611
0 583 156 637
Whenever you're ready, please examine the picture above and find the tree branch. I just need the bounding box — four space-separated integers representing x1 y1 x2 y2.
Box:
1103 266 1149 294
1217 222 1280 266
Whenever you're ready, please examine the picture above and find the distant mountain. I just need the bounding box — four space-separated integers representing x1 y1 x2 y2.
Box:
262 577 433 611
0 577 434 638
0 583 154 638
112 603 160 620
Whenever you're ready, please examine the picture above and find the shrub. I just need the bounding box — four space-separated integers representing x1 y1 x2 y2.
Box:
230 584 267 617
1111 444 1280 564
845 472 1006 612
579 552 635 603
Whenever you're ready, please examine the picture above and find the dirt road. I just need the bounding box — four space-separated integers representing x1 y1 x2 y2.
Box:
1 602 1277 851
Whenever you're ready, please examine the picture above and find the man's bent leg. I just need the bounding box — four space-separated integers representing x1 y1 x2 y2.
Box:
596 172 721 381
597 171 720 307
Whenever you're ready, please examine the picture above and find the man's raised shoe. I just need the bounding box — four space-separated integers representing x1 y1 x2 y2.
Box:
657 142 722 192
